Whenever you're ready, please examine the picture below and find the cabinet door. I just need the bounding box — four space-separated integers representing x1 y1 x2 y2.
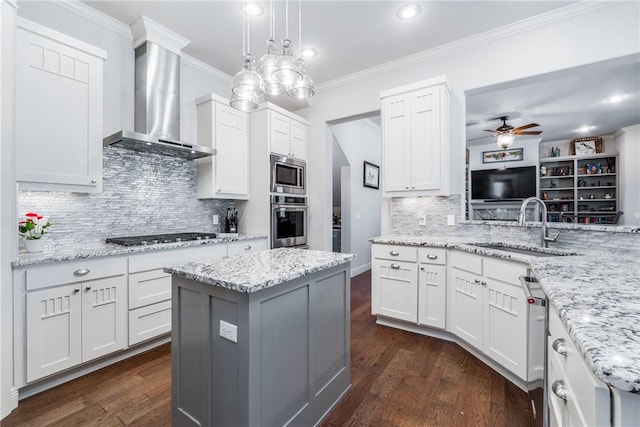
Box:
82 275 126 362
417 264 446 329
449 268 483 350
289 120 307 160
26 284 82 382
482 277 528 379
270 111 291 156
16 22 104 192
215 103 249 197
371 259 417 322
382 94 411 192
410 87 441 191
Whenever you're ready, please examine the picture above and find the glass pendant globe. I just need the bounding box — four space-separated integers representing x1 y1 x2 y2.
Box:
257 39 286 95
230 92 260 112
496 133 515 149
287 59 315 99
231 54 265 99
272 39 302 88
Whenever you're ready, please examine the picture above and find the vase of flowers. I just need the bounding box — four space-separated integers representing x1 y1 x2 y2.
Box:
19 212 52 253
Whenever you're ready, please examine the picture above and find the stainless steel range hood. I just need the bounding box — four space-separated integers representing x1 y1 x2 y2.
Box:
103 42 214 160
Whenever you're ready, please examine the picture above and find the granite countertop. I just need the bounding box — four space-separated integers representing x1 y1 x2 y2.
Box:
165 248 356 294
11 234 267 267
371 235 640 393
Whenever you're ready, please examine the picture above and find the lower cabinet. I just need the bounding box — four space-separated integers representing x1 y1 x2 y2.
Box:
371 245 418 323
417 248 447 329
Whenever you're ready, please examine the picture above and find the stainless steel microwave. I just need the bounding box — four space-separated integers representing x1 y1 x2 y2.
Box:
271 154 306 195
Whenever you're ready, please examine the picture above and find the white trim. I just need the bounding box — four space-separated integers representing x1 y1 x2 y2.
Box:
350 263 370 278
317 1 621 94
379 75 449 99
181 53 233 84
16 16 107 59
196 92 229 107
47 0 131 39
130 16 190 54
4 0 18 9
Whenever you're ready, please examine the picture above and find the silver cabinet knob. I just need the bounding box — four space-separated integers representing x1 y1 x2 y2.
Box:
85 286 92 291
244 245 252 250
420 267 425 271
389 250 399 256
426 254 438 260
390 263 400 270
551 380 568 401
73 288 80 293
73 268 90 276
481 281 487 287
405 186 409 189
217 189 222 192
91 179 97 184
474 279 481 284
552 338 568 356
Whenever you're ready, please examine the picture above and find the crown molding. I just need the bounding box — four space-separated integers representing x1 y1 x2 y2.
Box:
317 1 622 94
181 53 232 84
130 16 190 53
47 0 131 39
4 0 18 9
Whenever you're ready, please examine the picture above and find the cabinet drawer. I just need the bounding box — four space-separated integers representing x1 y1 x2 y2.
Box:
228 239 267 256
128 244 227 273
450 251 482 275
484 257 527 284
418 247 447 265
128 300 172 346
128 269 172 309
372 244 417 262
25 257 126 291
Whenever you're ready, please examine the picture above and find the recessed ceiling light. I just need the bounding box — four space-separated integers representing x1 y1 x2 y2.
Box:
301 47 318 59
577 125 596 133
397 4 422 20
604 94 629 104
242 2 264 17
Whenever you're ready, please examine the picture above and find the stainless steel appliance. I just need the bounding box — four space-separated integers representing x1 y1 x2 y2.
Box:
106 232 217 246
271 195 307 248
271 154 306 195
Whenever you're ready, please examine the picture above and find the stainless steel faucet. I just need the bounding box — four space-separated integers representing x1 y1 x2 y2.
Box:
518 197 560 248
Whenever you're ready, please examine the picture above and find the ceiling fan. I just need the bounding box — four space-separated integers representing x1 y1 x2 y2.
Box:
484 116 542 149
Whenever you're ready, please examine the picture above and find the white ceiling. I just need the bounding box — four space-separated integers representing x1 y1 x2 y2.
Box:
83 0 573 85
466 55 640 145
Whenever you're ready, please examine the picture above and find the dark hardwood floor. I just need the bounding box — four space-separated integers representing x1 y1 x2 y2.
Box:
2 270 532 427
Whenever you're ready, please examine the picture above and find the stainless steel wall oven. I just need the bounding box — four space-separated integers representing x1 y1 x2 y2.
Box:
271 195 307 248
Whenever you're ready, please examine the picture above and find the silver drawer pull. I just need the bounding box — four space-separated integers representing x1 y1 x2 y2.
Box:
73 288 80 293
85 286 92 291
73 268 90 276
389 250 400 256
481 281 487 287
244 245 252 250
551 380 568 401
426 254 438 260
390 263 401 270
474 279 481 284
552 338 568 356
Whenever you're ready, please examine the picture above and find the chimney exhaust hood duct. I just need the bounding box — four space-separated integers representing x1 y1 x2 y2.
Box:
103 41 214 160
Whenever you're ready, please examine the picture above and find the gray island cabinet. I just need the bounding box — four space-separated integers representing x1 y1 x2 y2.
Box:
165 248 356 427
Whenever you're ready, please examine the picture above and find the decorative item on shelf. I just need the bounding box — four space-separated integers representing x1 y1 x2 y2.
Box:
482 147 523 163
606 157 615 173
540 165 547 176
570 137 602 156
548 146 561 157
18 212 52 253
363 161 380 189
586 163 602 175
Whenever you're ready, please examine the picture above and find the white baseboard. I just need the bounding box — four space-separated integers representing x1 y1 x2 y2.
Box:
350 263 370 277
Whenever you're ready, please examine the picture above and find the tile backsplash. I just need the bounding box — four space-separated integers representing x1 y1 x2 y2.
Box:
19 146 233 249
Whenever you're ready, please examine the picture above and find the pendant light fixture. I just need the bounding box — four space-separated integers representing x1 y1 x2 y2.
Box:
287 0 315 99
230 3 264 112
272 0 302 88
257 0 286 95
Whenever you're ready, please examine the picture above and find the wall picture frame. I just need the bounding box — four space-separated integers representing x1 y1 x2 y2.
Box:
363 161 379 189
482 148 524 163
570 137 602 156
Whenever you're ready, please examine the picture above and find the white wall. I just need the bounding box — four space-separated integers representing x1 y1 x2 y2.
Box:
616 124 640 225
298 2 640 250
332 138 348 207
331 119 382 275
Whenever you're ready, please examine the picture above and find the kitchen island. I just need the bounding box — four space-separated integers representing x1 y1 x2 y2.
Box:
165 248 356 427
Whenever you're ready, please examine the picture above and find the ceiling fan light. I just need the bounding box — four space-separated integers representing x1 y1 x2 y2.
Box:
496 133 515 149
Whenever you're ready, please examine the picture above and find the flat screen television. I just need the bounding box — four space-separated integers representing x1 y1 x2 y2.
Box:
471 166 536 201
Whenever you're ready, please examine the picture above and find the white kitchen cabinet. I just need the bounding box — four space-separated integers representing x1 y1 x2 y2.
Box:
196 94 249 199
24 259 126 382
15 18 106 193
449 266 484 349
417 248 446 329
380 77 450 197
267 108 308 161
371 244 418 323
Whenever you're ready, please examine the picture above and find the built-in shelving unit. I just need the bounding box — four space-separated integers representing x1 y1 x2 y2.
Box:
539 153 619 224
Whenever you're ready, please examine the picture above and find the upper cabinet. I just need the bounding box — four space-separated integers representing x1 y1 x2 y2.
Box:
196 94 249 200
380 77 450 197
15 18 106 193
268 109 308 161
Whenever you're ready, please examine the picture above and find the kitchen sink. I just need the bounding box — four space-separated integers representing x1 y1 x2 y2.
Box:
468 243 580 257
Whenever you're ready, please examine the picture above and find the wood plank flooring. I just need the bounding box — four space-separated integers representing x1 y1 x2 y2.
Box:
2 270 532 427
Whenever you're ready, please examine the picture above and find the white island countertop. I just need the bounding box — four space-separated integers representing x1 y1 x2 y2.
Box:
165 248 356 294
371 235 640 393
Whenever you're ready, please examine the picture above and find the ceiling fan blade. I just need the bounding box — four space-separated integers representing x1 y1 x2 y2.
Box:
513 123 540 131
483 129 499 133
468 135 493 141
514 130 542 135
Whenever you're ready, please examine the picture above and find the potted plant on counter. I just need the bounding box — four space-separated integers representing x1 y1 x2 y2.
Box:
19 212 52 253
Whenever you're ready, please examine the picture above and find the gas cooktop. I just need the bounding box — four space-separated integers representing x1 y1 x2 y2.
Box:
106 232 217 247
